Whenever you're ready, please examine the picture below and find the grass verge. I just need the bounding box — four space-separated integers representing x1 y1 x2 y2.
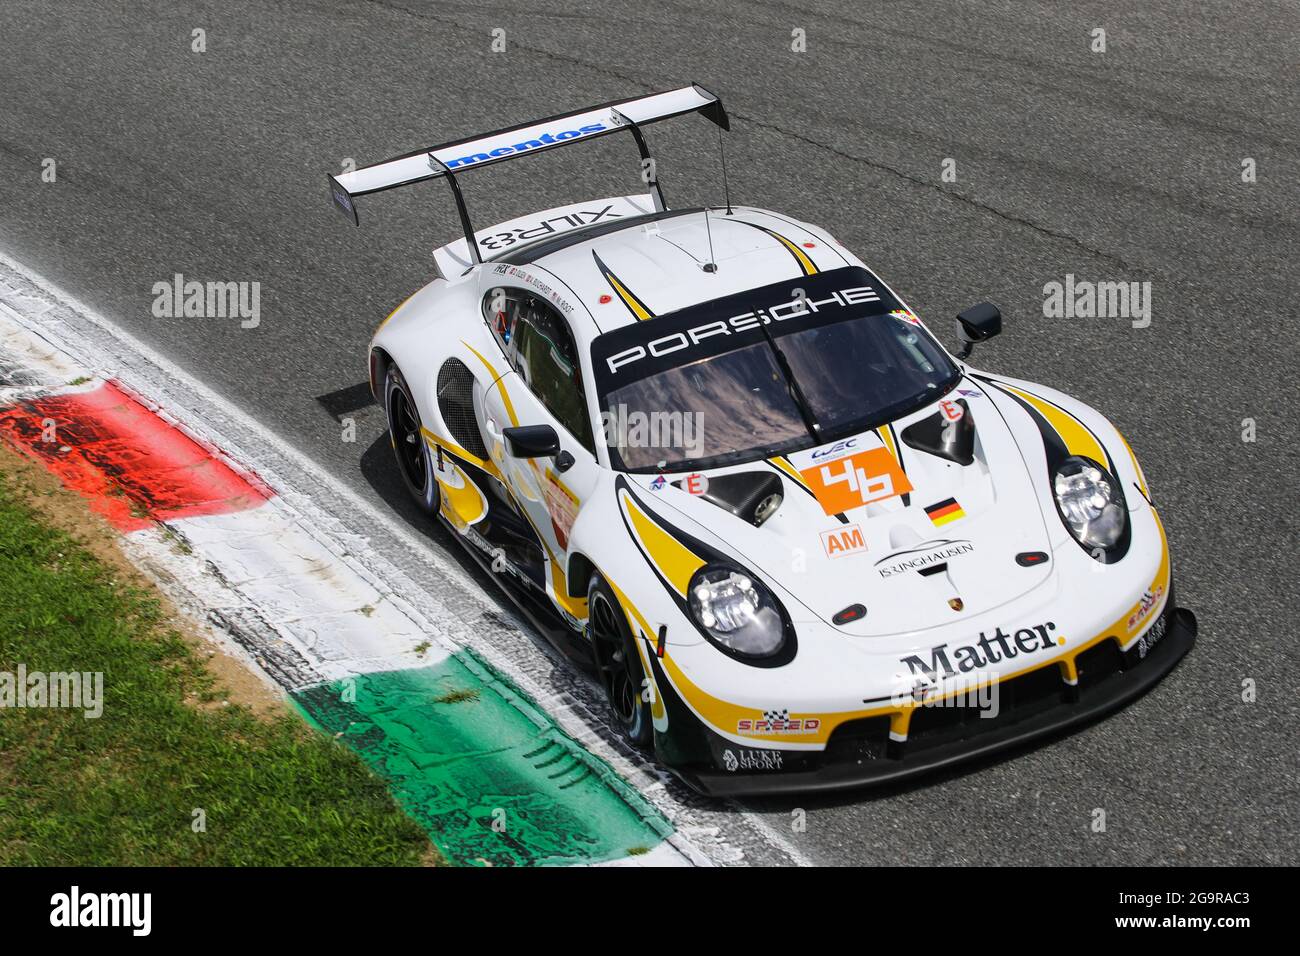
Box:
0 459 435 865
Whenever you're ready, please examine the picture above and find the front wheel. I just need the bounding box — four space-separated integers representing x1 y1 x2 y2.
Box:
384 364 440 515
587 575 653 750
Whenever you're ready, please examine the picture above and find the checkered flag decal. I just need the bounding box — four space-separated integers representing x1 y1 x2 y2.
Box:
763 709 789 723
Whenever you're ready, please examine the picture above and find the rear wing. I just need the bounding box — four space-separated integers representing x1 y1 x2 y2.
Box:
327 84 729 264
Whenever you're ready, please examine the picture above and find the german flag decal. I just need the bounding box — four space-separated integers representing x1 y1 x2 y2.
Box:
925 497 966 527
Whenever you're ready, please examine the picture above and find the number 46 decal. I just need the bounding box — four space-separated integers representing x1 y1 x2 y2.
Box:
799 447 913 516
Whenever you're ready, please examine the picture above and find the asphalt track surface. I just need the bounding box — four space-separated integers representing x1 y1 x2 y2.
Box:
2 1 1297 865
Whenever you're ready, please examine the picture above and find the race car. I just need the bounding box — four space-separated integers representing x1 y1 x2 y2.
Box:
326 85 1196 795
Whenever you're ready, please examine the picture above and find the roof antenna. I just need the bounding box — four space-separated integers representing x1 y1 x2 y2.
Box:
702 207 718 273
717 127 733 216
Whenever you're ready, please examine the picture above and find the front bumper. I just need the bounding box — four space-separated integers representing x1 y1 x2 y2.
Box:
671 600 1197 797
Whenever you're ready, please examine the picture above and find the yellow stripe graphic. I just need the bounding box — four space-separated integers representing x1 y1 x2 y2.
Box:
622 494 706 596
876 424 902 470
463 341 519 427
421 426 492 474
607 274 652 321
766 229 818 275
768 455 811 492
1004 384 1111 469
593 252 654 321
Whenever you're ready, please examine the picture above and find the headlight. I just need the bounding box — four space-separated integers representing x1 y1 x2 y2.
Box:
1053 456 1126 552
688 566 789 660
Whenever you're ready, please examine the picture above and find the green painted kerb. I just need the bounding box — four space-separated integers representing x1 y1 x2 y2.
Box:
292 649 673 866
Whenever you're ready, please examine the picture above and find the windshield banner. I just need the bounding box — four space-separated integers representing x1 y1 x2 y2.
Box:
591 266 901 394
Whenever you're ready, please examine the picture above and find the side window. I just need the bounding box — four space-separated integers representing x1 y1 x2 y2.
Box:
510 299 595 455
482 287 521 354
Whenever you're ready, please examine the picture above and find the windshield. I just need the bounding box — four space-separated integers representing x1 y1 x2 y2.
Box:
591 267 959 472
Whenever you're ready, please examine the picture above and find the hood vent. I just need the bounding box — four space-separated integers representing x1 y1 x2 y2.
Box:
901 399 975 466
672 471 784 526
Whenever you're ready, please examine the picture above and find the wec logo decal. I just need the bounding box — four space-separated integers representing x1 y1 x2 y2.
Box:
810 437 858 462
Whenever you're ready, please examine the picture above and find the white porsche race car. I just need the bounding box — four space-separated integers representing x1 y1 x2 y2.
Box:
327 86 1196 794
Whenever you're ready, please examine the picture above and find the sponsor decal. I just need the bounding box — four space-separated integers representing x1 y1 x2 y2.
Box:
1135 611 1167 659
605 284 880 375
737 709 821 736
821 524 867 558
649 475 666 491
889 308 921 325
444 122 609 170
957 388 983 398
924 497 965 526
479 204 621 252
489 264 576 316
542 469 580 550
1126 584 1165 633
899 621 1062 679
799 447 913 515
682 473 709 495
722 748 784 772
939 399 964 422
874 539 974 578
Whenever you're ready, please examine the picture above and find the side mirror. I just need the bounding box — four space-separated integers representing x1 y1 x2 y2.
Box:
503 424 560 459
955 303 1002 359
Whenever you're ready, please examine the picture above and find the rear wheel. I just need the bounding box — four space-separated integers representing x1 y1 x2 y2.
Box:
587 575 653 749
384 365 440 515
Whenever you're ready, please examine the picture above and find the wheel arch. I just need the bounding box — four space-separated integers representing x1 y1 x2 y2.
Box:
566 551 596 599
369 346 394 404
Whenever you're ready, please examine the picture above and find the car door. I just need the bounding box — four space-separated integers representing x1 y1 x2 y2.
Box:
480 291 600 569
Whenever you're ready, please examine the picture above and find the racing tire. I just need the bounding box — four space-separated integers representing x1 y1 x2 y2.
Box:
587 575 653 750
384 364 440 516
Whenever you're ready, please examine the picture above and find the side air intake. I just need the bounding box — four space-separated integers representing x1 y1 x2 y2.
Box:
436 359 489 460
